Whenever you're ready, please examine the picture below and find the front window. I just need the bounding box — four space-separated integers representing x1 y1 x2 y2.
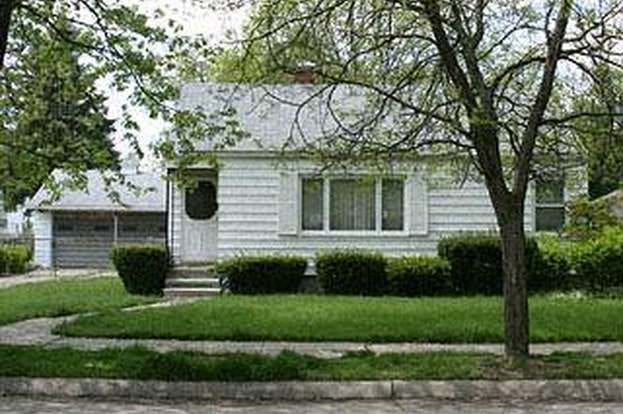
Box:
330 179 376 230
302 177 405 232
536 179 565 231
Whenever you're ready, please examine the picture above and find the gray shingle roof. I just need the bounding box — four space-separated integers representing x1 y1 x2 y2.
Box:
179 83 368 152
27 170 165 213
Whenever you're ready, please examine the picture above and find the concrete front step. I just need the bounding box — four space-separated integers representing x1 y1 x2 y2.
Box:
169 265 215 278
165 278 220 288
163 287 221 298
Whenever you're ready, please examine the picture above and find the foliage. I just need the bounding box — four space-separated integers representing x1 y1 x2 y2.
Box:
217 255 307 294
573 65 623 199
532 235 575 292
438 234 540 295
0 245 31 275
564 196 619 240
0 277 155 326
386 256 452 297
574 227 623 292
0 16 119 209
111 245 169 296
316 250 387 296
1 1 239 206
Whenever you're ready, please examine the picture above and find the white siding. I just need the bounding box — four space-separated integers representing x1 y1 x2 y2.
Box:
213 156 536 270
32 212 53 268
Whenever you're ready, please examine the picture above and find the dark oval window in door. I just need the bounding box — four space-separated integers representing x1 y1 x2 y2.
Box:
185 181 217 220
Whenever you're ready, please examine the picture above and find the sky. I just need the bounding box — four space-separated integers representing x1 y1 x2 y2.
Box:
106 1 249 168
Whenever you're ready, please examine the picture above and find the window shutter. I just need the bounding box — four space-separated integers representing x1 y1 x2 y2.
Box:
278 172 299 235
407 170 429 235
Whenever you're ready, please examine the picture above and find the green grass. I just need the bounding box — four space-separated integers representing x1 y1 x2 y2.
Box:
2 345 623 381
0 277 157 326
57 294 623 343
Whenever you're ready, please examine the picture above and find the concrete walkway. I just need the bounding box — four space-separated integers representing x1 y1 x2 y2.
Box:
0 269 113 289
1 314 623 358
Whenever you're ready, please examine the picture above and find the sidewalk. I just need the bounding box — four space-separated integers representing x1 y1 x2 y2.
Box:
1 313 623 358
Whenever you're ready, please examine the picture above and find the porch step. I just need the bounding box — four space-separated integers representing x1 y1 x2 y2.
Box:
168 266 215 279
163 287 221 298
165 264 221 297
165 277 220 288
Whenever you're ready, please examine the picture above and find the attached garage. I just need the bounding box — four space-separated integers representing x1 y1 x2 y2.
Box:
52 211 165 268
28 170 166 269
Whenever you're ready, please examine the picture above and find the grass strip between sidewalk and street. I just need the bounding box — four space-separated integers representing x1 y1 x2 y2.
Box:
2 345 623 381
57 294 623 343
0 277 156 326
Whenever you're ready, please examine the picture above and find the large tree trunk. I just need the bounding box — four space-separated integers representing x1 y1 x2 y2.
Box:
0 0 15 70
499 205 530 360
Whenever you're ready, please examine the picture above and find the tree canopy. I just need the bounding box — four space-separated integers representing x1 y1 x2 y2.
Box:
0 15 119 209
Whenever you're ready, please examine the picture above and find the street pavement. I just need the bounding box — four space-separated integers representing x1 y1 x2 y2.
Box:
1 398 623 413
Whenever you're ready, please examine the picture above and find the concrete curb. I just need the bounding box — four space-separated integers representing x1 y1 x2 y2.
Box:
2 377 623 401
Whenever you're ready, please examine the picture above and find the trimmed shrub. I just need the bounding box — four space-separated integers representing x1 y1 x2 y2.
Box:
217 256 307 294
316 250 387 296
0 245 31 275
111 244 169 296
386 256 452 297
531 235 574 292
438 234 540 295
574 227 623 292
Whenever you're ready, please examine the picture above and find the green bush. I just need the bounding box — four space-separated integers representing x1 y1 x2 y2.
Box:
386 256 452 297
217 256 307 294
574 227 623 292
438 234 540 295
110 244 169 296
531 235 575 292
0 245 31 275
316 250 387 296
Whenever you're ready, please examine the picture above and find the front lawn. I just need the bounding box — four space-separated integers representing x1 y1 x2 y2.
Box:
0 277 157 326
2 345 623 381
57 294 623 343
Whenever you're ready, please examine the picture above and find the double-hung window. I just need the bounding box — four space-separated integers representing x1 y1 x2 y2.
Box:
535 179 565 231
301 177 405 232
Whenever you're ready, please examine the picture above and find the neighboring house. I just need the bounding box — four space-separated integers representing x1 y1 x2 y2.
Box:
598 189 623 221
27 170 166 268
165 83 585 270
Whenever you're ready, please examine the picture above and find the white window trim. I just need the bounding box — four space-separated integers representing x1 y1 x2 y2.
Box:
300 175 409 237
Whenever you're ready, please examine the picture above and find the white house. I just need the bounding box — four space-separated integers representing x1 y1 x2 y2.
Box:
165 83 583 273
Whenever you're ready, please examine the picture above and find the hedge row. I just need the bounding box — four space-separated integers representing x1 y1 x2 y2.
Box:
217 256 307 294
536 227 623 293
0 245 32 275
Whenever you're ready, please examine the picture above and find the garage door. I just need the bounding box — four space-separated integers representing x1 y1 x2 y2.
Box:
52 212 166 268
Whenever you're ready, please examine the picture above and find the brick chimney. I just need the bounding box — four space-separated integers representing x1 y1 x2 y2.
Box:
293 62 316 84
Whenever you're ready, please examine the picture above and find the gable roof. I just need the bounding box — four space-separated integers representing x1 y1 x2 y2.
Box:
26 170 165 213
179 83 369 152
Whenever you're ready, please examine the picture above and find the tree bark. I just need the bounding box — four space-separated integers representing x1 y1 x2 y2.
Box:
0 0 15 70
491 194 529 361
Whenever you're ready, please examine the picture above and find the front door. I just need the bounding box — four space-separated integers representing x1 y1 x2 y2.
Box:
181 174 218 263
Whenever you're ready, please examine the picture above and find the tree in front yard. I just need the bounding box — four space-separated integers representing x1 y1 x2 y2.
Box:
208 0 623 361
